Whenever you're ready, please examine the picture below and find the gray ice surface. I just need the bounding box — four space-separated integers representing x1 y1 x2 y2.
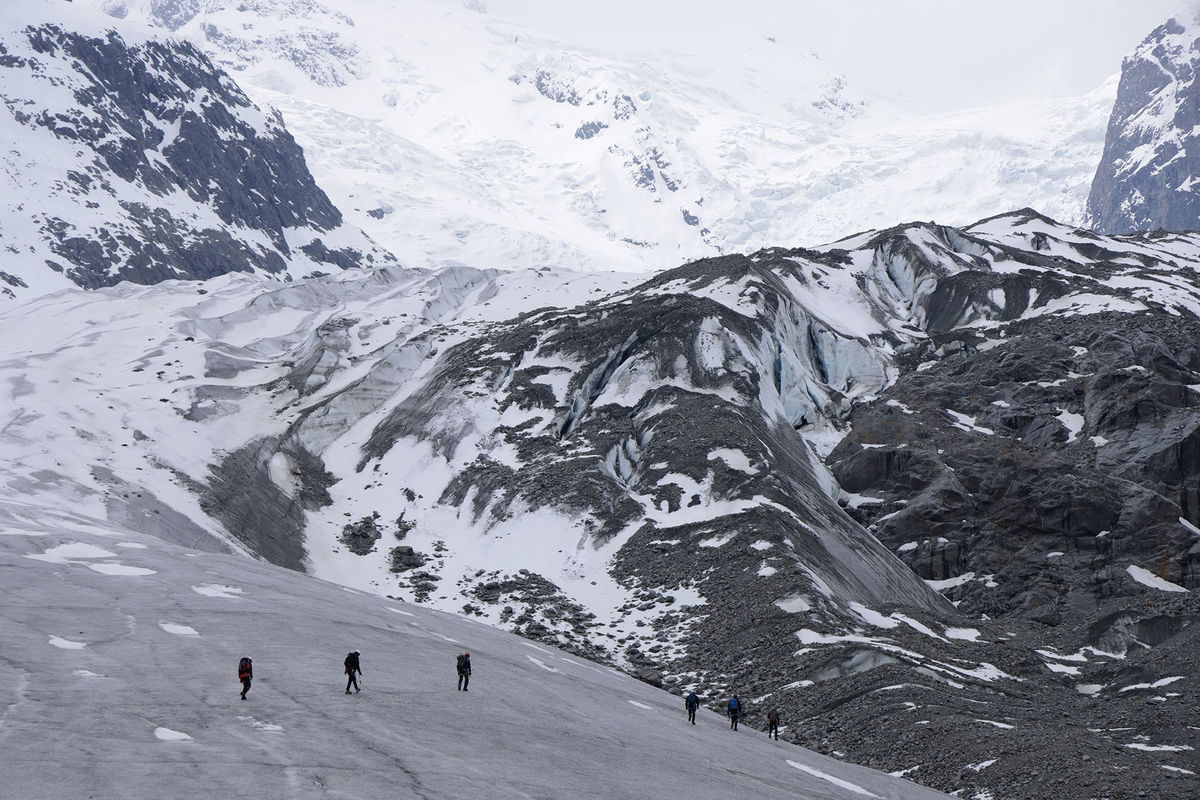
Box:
0 510 950 800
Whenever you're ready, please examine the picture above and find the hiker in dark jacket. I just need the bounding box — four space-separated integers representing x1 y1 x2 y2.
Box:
728 694 741 731
456 652 472 691
767 708 780 740
344 650 362 694
685 690 700 724
238 656 253 700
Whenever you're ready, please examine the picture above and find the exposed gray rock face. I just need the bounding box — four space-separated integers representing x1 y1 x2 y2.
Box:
0 10 391 299
829 216 1200 624
200 437 328 571
1087 11 1200 234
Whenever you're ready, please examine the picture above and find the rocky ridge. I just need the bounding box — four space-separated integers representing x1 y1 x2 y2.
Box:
2 208 1197 799
0 2 390 300
1088 8 1200 235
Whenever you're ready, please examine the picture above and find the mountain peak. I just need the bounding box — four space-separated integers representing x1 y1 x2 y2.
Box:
1087 7 1200 234
0 0 391 300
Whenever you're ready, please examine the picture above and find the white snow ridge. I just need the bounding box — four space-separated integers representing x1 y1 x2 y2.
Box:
1126 565 1189 593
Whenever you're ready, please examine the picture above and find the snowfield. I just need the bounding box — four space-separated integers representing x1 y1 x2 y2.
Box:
74 0 1115 278
0 508 950 800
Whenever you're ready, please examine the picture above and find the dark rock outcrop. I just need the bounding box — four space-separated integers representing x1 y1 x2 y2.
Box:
341 512 383 555
0 13 391 298
834 313 1200 624
1087 12 1200 234
388 545 424 571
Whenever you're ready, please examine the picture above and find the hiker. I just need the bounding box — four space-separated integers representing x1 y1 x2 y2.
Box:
685 690 700 724
344 650 362 694
238 656 253 700
767 708 780 740
728 694 741 731
456 652 472 691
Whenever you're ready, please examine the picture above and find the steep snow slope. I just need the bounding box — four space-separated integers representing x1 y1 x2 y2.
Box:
0 506 953 799
0 1 390 301
85 0 1112 273
1088 7 1200 234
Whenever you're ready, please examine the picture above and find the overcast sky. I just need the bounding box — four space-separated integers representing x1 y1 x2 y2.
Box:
488 0 1184 112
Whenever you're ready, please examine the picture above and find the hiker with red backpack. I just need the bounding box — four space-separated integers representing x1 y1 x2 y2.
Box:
238 656 253 700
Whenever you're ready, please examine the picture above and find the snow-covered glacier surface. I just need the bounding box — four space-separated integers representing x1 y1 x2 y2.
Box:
83 0 1114 274
7 208 1200 662
0 507 952 799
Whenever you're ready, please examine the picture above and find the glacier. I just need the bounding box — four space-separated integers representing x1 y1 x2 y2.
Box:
0 506 954 799
79 0 1115 277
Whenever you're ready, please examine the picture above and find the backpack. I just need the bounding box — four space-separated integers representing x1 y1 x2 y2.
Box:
768 710 779 723
456 654 468 671
238 657 252 679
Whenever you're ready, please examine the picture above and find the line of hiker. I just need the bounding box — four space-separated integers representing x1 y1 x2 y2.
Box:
684 689 781 740
235 650 474 698
239 651 785 740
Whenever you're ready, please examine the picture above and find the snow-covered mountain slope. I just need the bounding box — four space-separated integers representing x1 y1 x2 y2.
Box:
0 1 391 301
0 508 954 800
1088 7 1200 234
793 84 1113 245
3 209 1198 799
83 0 1112 273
